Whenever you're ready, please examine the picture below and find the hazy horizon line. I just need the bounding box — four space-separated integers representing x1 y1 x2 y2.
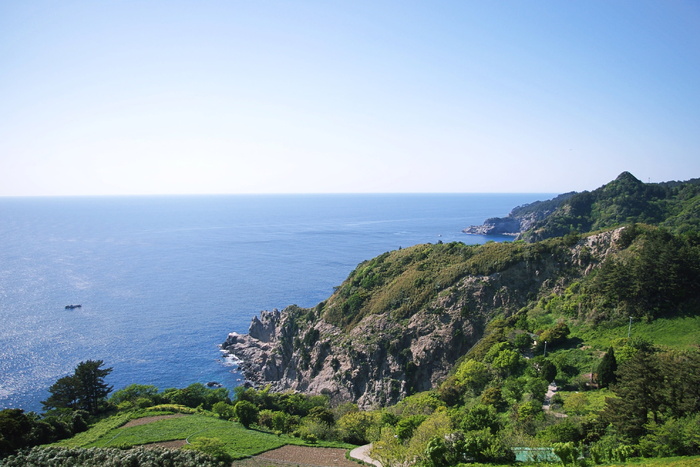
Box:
0 191 561 199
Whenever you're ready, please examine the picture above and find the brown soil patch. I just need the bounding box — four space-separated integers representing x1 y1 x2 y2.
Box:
234 445 360 467
121 414 186 428
142 439 188 449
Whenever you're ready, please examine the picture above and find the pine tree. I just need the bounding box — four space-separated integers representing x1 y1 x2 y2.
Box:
597 347 618 388
42 360 113 415
602 347 663 440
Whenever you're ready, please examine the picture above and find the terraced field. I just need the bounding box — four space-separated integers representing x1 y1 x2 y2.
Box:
57 412 357 462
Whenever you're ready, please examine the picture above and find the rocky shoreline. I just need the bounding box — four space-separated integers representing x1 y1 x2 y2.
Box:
221 228 622 407
463 192 575 238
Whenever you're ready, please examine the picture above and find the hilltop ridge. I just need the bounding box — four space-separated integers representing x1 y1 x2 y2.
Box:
464 172 700 241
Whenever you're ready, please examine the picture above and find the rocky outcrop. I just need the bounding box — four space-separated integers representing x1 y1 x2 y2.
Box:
463 216 521 235
464 192 575 238
463 212 548 236
222 229 623 409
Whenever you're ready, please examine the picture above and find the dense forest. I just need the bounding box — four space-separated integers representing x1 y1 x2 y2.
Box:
2 173 700 466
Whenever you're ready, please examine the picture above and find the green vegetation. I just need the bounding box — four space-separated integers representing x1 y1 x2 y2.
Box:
87 415 284 457
42 360 113 415
519 172 700 241
1 446 228 467
571 315 700 349
3 173 700 466
1 382 353 464
322 238 569 330
51 412 132 448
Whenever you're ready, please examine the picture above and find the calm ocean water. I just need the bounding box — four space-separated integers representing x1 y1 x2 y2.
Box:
0 193 550 412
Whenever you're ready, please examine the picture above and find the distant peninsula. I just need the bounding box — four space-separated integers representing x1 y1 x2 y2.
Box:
463 192 575 237
464 171 700 241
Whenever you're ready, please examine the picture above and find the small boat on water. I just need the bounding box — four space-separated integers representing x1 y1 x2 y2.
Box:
65 304 82 309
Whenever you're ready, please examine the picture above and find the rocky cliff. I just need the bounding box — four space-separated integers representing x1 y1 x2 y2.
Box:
222 228 624 409
463 192 574 236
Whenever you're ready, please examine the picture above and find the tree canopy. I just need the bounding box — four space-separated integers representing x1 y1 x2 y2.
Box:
42 360 113 415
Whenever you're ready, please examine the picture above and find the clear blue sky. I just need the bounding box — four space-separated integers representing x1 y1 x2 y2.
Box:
1 1 699 196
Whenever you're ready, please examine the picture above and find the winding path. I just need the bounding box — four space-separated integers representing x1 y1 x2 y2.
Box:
542 381 567 418
349 444 382 467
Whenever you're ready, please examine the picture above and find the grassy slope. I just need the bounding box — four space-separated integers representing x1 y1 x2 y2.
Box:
59 413 353 460
571 315 700 350
52 412 133 448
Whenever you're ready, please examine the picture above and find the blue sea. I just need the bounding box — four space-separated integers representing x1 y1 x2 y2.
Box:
0 193 550 413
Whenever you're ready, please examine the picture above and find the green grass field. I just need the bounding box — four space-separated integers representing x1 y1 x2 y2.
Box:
570 315 700 351
90 415 284 459
52 413 132 448
58 413 352 460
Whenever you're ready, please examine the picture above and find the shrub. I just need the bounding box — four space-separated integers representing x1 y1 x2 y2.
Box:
590 431 636 464
395 414 427 442
492 349 526 378
459 404 500 434
564 392 588 415
212 401 235 420
552 441 580 466
295 418 337 442
453 360 490 395
464 429 515 464
109 384 159 408
517 400 543 421
183 437 233 463
513 332 533 351
233 400 259 428
1 446 227 467
480 387 508 411
272 411 299 433
337 411 381 445
537 419 584 443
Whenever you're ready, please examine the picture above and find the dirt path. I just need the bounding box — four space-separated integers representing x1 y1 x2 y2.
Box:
542 382 567 418
349 444 381 467
542 381 557 411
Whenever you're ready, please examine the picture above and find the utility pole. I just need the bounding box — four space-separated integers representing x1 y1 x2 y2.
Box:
627 316 633 338
543 341 548 357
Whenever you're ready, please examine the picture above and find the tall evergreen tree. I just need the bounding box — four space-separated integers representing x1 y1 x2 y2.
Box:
42 360 113 415
597 347 618 388
602 346 663 440
659 349 700 418
41 376 80 412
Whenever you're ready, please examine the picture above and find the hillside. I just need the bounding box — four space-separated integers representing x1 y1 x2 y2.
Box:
4 173 700 466
215 173 700 465
223 221 699 408
464 172 700 241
